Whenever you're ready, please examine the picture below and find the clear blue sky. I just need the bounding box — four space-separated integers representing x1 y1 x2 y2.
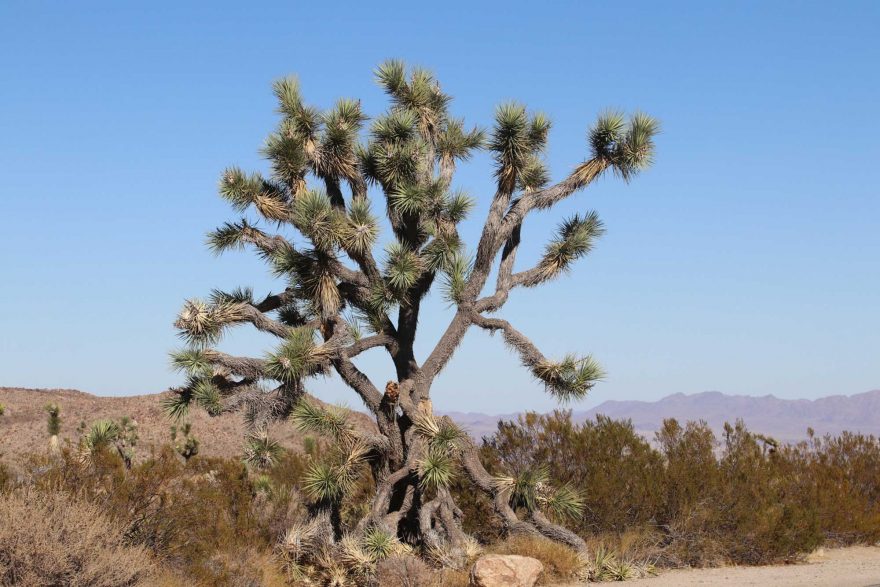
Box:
1 1 877 413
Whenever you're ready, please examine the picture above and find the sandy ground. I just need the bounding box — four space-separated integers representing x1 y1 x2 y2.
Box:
554 546 880 587
634 546 880 587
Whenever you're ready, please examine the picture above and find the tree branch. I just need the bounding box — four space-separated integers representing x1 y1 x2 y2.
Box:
465 158 610 301
238 304 293 338
470 314 548 372
206 351 267 380
253 288 296 313
419 310 473 387
342 333 398 359
326 317 384 414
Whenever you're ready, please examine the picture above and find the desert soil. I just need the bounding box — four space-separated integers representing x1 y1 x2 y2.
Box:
555 546 880 587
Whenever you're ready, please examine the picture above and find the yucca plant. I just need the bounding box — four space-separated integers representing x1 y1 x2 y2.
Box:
78 417 139 468
243 429 284 469
44 403 61 455
170 421 200 462
167 60 657 564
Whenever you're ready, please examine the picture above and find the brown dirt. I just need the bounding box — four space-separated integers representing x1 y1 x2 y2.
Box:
0 387 373 466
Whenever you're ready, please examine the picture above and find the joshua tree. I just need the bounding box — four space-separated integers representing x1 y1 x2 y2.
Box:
79 417 139 468
44 403 61 454
170 422 200 462
166 61 657 564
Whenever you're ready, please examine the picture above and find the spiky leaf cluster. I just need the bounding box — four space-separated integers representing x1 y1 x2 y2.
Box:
489 104 551 191
265 328 331 383
174 299 245 346
383 241 425 296
341 198 379 254
302 440 369 503
590 111 660 181
267 76 365 189
495 466 584 520
44 403 61 436
162 372 225 420
244 430 284 469
291 399 355 443
413 412 467 491
83 419 119 451
375 61 451 136
533 211 605 284
218 167 265 211
192 378 223 415
436 118 485 163
531 354 605 401
169 347 214 378
361 527 412 560
291 190 338 248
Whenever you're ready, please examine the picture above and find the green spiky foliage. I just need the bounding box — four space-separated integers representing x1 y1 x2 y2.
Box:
493 466 584 522
44 403 61 437
84 420 119 451
79 416 139 468
302 434 369 504
243 430 284 469
531 354 606 402
291 399 355 443
171 422 200 462
168 61 657 563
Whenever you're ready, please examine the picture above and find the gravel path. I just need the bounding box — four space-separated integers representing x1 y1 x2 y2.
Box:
554 546 880 587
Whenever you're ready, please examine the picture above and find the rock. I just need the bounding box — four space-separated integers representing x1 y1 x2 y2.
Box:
470 554 544 587
805 547 827 563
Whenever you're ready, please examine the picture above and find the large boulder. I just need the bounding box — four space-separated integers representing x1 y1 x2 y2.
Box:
470 554 544 587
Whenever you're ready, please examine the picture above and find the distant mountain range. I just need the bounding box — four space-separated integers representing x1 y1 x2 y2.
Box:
443 390 880 443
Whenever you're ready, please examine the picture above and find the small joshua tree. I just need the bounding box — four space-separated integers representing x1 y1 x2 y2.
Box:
170 422 200 462
167 61 657 567
44 403 61 455
80 417 139 468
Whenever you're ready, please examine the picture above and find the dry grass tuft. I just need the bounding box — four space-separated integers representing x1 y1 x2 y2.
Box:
0 489 156 587
376 554 436 586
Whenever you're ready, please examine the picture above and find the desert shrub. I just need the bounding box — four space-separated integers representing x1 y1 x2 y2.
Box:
23 446 280 584
793 431 880 545
376 555 436 586
481 411 666 534
0 462 11 492
655 420 823 566
473 411 880 568
0 489 155 586
18 439 381 585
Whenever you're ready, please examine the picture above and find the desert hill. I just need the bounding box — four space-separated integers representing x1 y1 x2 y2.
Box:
0 387 371 464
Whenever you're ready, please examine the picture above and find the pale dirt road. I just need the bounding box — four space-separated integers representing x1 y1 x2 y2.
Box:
554 546 880 587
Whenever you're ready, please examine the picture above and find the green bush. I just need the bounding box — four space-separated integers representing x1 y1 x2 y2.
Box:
461 411 880 567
